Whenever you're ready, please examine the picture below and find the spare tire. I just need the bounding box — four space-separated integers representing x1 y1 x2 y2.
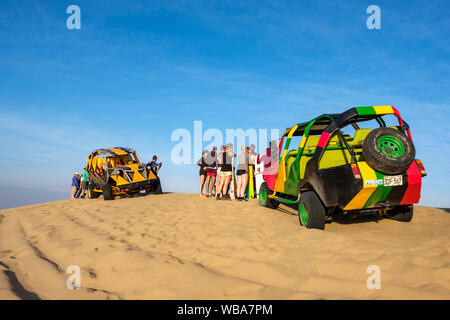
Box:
362 127 415 174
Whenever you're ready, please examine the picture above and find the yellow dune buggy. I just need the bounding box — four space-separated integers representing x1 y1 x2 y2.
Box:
86 147 162 200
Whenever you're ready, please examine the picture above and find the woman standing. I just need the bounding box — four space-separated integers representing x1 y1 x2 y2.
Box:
205 147 218 197
236 146 249 201
215 145 225 196
197 150 209 197
216 143 235 200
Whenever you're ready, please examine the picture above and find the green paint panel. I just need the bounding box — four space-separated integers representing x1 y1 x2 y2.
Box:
284 155 299 196
363 170 388 208
355 106 376 116
364 187 385 208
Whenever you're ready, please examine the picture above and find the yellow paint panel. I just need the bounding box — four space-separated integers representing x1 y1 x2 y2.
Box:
132 171 146 183
128 164 139 170
288 125 298 138
148 170 157 180
114 175 130 186
299 136 306 149
373 105 394 114
343 162 377 210
344 187 377 210
273 158 286 194
107 148 128 155
358 161 377 180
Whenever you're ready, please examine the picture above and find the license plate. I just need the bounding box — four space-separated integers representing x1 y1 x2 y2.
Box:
384 175 403 187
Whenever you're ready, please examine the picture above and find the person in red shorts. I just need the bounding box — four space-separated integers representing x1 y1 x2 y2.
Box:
205 147 218 197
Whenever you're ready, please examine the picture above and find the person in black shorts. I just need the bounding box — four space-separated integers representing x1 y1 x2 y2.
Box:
236 146 249 201
216 143 235 200
197 150 209 197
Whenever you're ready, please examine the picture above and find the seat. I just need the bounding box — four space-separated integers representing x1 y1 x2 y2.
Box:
347 129 371 146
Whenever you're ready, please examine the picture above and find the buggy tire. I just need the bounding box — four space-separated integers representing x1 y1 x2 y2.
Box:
259 182 279 209
362 127 415 175
102 184 114 200
298 191 326 230
389 205 413 222
153 180 162 194
88 184 100 199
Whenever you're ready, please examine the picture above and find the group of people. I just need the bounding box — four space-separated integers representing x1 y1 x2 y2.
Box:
71 168 90 199
197 143 259 201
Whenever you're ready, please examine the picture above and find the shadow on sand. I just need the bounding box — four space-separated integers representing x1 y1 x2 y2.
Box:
118 191 173 199
276 203 385 225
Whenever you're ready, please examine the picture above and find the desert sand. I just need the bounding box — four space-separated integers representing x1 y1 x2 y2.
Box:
0 193 449 300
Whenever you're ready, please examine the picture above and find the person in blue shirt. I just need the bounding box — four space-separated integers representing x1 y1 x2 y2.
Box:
71 172 80 199
147 155 162 174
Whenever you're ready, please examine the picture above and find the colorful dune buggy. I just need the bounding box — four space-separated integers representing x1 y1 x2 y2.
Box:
86 147 162 200
258 106 427 230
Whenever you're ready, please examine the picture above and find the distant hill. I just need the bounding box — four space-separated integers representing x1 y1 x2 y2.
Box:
0 185 68 210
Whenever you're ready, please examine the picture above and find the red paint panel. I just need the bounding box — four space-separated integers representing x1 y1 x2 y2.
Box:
317 132 331 148
400 162 422 205
278 136 284 158
393 106 413 141
264 173 276 191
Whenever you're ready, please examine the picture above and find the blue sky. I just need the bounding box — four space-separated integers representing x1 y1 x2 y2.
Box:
0 0 449 208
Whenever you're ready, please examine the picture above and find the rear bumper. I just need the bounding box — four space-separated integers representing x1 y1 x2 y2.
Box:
304 160 422 210
117 178 159 190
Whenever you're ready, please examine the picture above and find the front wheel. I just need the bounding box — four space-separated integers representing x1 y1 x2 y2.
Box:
102 184 115 200
153 180 162 194
259 182 279 209
298 191 326 230
88 184 100 199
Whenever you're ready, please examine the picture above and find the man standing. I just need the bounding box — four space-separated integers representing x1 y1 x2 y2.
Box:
148 155 162 174
80 168 89 199
71 172 80 199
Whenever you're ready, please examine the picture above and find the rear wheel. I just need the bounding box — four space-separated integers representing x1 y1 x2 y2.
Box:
102 184 114 200
389 205 413 222
259 182 279 209
298 191 326 230
88 184 100 199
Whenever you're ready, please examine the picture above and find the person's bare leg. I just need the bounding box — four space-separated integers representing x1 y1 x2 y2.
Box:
216 175 224 198
199 175 206 197
241 174 248 198
216 175 221 194
209 176 216 195
236 175 241 197
205 175 211 195
222 176 231 196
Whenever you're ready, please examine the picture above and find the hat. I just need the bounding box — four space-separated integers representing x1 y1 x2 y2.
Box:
75 172 79 175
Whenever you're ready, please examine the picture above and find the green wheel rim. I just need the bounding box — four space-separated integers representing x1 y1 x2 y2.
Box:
377 135 405 158
259 187 266 206
299 202 308 225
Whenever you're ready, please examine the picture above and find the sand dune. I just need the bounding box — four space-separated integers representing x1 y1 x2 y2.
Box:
0 193 449 300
